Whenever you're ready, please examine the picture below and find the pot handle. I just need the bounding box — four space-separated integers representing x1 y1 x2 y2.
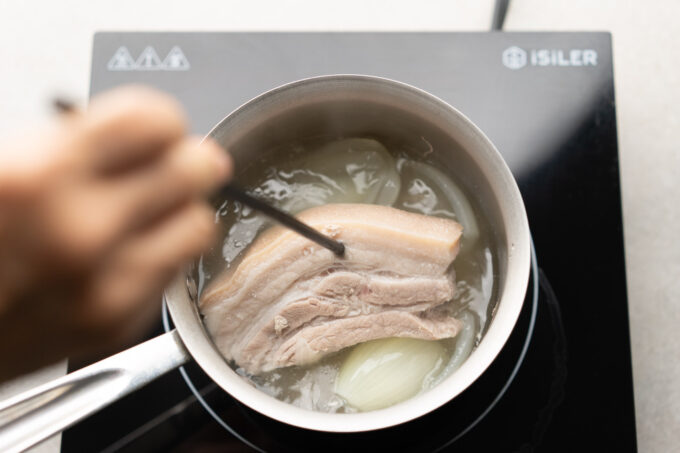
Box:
0 329 191 453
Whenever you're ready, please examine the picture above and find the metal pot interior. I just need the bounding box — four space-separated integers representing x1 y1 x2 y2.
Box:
165 75 530 432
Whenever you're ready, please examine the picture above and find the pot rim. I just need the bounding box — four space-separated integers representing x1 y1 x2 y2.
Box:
166 74 531 432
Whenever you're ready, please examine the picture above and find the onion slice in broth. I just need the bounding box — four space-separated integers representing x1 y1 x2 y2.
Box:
335 337 447 411
286 138 402 207
397 160 479 251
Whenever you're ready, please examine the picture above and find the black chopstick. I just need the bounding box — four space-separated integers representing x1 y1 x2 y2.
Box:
216 185 345 257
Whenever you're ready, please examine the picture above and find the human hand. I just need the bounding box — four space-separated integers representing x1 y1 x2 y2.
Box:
0 86 231 381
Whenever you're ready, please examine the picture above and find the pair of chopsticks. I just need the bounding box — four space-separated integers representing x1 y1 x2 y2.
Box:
53 99 345 257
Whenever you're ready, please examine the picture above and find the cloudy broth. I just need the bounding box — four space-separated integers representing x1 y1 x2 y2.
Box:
198 136 497 412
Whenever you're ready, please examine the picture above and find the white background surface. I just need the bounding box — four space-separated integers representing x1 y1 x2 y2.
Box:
0 1 678 451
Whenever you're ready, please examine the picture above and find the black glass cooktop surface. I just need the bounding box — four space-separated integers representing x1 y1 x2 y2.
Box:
62 32 636 452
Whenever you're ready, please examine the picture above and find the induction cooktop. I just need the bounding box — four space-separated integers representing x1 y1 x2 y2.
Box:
62 32 637 452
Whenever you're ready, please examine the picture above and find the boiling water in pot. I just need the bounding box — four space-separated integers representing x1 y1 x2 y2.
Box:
198 137 497 413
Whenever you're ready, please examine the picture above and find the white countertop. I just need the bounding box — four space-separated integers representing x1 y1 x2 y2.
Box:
0 1 678 451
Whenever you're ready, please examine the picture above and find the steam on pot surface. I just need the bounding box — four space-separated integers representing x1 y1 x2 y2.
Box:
196 137 498 413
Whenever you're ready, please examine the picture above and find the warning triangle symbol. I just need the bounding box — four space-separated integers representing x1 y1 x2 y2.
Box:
162 46 190 70
135 46 163 70
107 46 136 71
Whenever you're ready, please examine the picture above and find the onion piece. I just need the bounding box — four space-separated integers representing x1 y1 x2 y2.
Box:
433 310 477 386
335 337 446 411
398 161 479 250
291 138 401 207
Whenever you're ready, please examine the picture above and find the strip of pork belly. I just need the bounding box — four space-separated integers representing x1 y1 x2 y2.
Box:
199 203 463 373
229 272 456 370
269 310 463 371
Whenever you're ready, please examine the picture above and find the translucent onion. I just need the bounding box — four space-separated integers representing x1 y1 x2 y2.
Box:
398 161 479 250
291 138 401 207
433 311 477 386
335 337 446 411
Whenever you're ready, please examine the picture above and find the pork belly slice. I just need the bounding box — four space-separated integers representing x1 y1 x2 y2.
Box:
260 310 462 371
230 273 456 372
199 203 463 374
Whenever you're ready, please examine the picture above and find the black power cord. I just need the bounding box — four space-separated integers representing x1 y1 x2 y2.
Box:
491 0 511 30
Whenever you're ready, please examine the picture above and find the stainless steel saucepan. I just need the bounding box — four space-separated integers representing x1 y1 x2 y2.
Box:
0 75 530 452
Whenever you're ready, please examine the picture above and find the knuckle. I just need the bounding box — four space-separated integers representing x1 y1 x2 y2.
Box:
162 153 197 199
166 141 204 190
171 138 231 194
200 137 233 182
